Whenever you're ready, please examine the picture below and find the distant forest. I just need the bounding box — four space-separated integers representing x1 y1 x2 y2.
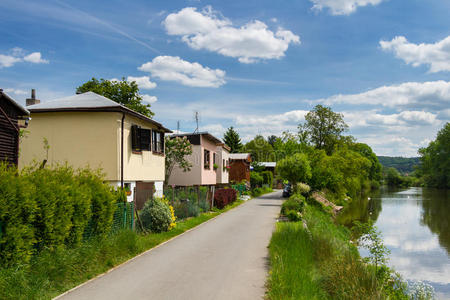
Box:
377 156 420 174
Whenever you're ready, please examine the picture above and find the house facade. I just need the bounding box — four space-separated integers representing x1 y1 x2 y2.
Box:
168 132 228 186
19 92 171 204
0 89 29 166
216 143 230 185
229 153 252 183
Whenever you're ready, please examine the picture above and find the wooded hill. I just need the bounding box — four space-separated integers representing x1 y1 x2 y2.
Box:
377 156 420 174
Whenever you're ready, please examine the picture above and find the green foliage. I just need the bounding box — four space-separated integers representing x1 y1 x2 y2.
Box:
243 135 275 162
261 170 273 186
165 136 193 182
281 193 305 216
286 210 302 222
223 126 243 153
377 156 420 174
0 163 118 266
296 182 311 195
298 104 349 154
418 122 450 188
352 143 383 182
250 186 273 197
384 167 418 187
139 199 172 233
76 77 154 118
276 153 312 188
250 172 264 188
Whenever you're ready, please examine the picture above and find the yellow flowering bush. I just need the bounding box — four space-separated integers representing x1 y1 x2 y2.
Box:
160 196 176 230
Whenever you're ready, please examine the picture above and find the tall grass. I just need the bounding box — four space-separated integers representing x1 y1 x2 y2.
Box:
0 200 243 299
267 205 388 300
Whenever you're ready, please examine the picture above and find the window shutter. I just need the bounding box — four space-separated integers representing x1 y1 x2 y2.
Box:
140 129 151 150
160 132 165 153
131 125 141 151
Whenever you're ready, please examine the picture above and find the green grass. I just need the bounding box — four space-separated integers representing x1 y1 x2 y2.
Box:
267 205 386 300
0 199 244 300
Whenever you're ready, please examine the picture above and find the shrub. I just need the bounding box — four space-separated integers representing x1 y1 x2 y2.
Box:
140 198 172 233
286 210 301 222
250 172 264 188
296 182 311 195
214 188 237 209
251 187 263 197
281 194 305 215
261 171 273 186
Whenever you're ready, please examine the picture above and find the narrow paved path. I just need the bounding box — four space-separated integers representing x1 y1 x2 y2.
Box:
58 191 282 300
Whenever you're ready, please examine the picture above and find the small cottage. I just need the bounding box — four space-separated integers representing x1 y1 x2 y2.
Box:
0 89 29 166
229 153 252 183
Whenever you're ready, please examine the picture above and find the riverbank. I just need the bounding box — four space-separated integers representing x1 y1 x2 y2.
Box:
266 201 408 299
0 199 245 300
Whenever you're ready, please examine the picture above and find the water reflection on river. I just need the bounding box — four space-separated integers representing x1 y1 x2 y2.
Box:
338 186 450 299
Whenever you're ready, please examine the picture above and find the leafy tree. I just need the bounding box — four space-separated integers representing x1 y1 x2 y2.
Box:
165 136 193 183
351 143 383 182
223 126 243 153
418 122 450 188
243 135 275 162
76 77 154 118
267 135 277 147
276 153 312 190
299 105 348 154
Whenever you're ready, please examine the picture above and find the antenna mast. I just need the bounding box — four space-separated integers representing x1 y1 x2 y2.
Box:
194 111 199 133
177 121 180 134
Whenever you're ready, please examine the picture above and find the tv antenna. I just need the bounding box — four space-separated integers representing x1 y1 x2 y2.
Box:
194 111 200 133
176 121 180 134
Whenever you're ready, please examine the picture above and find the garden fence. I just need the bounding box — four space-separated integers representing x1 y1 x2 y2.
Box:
164 186 211 220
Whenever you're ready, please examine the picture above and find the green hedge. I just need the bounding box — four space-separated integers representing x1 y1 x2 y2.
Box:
0 163 118 266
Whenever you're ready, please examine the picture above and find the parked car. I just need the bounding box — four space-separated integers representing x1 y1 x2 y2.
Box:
282 184 292 198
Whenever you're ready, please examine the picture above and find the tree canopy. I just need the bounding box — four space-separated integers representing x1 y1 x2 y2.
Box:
276 153 312 188
76 77 154 118
418 122 450 188
223 126 243 153
243 135 275 162
164 136 193 183
299 104 348 154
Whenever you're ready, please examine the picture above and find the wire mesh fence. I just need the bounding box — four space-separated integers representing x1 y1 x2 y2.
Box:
164 186 211 220
111 201 135 233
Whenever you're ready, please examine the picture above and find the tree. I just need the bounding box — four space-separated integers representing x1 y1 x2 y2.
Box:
276 153 312 190
76 77 154 118
351 143 383 182
299 105 348 154
243 135 275 162
267 135 277 147
418 122 450 188
223 126 243 153
164 136 193 183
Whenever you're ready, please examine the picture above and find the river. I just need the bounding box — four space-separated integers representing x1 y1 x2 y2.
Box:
338 186 450 299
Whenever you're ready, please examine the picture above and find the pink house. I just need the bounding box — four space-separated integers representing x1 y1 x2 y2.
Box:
168 132 228 186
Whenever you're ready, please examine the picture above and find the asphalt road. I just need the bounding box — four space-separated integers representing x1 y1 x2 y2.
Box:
57 190 283 300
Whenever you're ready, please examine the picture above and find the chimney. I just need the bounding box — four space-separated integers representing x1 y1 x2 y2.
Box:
26 89 40 106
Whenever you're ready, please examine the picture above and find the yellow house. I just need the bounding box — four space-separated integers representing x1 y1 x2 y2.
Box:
20 91 171 206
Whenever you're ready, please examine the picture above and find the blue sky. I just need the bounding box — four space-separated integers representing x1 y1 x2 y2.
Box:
1 0 449 156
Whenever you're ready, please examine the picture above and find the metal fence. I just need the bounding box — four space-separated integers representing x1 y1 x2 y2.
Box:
164 186 212 219
111 201 135 232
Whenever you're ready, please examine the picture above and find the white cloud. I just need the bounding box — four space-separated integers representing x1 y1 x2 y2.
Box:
310 0 384 15
163 6 300 63
4 88 28 95
0 54 22 68
127 76 157 89
317 81 450 111
142 94 157 104
138 56 226 87
23 52 49 64
0 48 48 68
380 36 450 73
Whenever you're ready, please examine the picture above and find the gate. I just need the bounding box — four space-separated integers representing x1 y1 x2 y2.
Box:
135 181 154 210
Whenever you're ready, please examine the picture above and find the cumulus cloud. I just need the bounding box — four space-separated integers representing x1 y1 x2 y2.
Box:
127 76 157 89
0 48 48 68
142 94 157 104
317 81 450 111
310 0 384 15
380 36 450 73
138 56 226 87
163 6 300 63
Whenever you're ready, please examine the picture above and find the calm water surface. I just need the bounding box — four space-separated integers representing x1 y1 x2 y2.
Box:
339 186 450 299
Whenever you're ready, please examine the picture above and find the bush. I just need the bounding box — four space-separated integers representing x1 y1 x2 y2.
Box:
0 163 118 266
296 182 311 195
140 198 172 233
250 172 264 188
214 188 237 209
281 194 305 216
286 210 301 222
261 171 273 186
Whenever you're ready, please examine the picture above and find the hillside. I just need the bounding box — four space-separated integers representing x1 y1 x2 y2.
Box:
377 156 420 174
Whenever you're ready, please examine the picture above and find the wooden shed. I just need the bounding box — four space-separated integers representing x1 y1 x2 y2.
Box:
229 153 252 183
0 89 29 166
